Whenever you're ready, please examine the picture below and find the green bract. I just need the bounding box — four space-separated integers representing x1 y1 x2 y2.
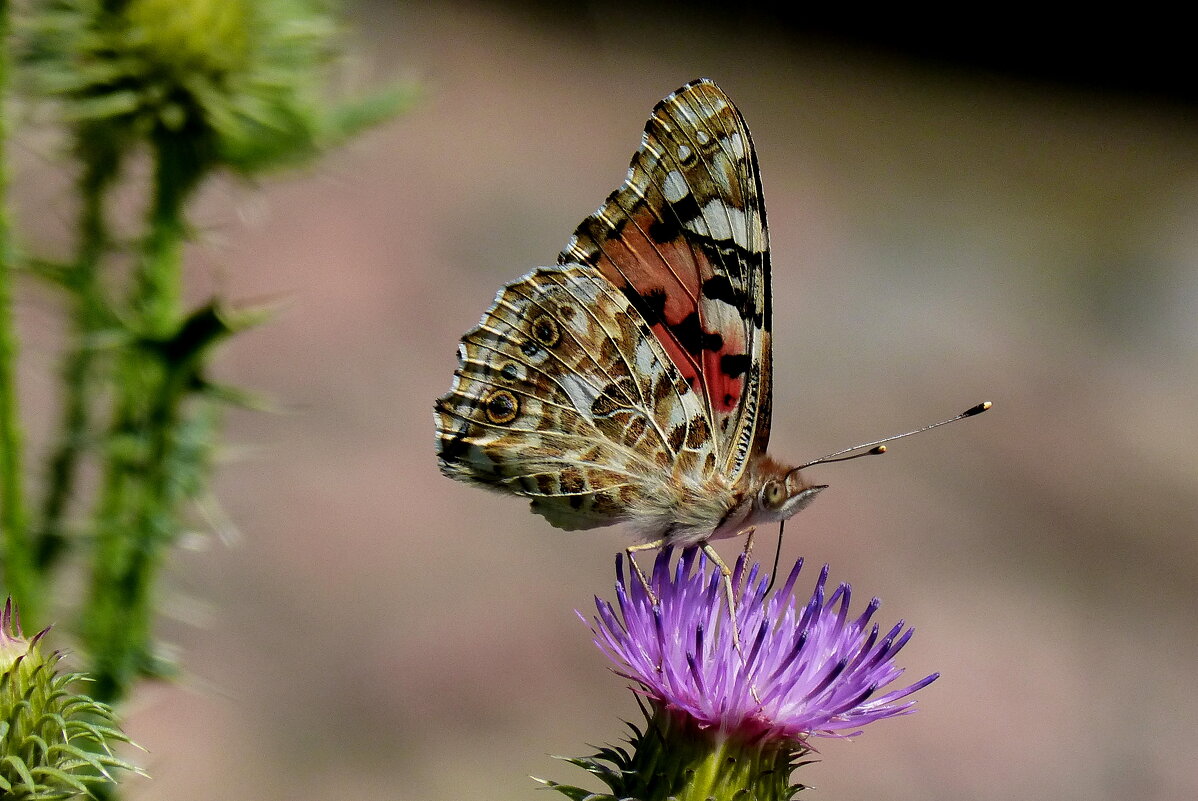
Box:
539 701 813 801
20 0 409 175
0 599 140 799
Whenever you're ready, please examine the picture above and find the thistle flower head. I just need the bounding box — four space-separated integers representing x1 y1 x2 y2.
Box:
1 599 141 799
544 550 939 800
591 548 938 746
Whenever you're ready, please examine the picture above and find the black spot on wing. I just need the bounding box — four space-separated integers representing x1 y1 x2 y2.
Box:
701 274 738 304
671 312 724 356
609 213 629 237
561 466 585 495
652 372 676 405
621 284 667 327
437 427 470 463
591 381 633 417
685 415 710 449
702 274 752 319
719 353 751 378
668 423 687 452
670 193 702 229
648 215 681 245
649 193 702 244
710 244 767 327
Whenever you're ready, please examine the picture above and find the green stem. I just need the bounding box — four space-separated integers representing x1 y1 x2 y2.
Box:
0 0 36 617
35 145 120 574
85 133 201 701
135 134 202 335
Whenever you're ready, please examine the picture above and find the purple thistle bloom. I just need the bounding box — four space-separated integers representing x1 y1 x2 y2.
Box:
589 548 938 746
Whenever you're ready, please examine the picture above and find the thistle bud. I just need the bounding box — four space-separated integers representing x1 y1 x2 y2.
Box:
19 0 409 176
0 599 141 798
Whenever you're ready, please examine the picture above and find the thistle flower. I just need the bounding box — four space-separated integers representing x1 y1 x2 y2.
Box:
0 598 140 798
544 548 938 801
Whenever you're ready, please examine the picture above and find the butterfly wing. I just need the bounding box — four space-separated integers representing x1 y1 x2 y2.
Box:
559 78 773 486
435 263 720 531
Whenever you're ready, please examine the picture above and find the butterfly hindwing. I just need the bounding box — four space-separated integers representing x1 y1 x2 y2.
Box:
559 78 773 485
435 263 718 531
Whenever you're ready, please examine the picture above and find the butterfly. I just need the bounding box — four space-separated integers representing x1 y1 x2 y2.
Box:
435 78 826 593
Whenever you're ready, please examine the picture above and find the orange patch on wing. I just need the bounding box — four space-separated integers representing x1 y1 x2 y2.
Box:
592 206 751 415
705 350 743 412
601 210 701 312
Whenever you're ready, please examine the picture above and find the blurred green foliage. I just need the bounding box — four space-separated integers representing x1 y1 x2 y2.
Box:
0 0 409 794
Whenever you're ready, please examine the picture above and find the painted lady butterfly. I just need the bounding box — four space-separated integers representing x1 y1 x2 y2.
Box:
436 79 825 586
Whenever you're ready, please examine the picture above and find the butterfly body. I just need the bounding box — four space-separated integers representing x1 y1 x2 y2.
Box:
436 79 825 550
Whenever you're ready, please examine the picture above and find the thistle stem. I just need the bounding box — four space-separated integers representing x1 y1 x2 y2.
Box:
35 141 121 575
84 133 200 701
0 0 36 619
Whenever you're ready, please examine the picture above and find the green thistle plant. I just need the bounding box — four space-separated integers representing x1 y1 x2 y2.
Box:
0 1 407 796
0 599 140 799
0 0 411 708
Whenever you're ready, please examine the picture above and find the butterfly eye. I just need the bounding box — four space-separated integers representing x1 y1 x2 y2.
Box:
762 480 786 510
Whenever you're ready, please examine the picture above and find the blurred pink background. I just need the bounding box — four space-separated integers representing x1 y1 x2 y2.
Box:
9 4 1198 800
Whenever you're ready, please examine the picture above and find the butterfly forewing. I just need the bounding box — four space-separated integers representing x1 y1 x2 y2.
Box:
559 78 772 485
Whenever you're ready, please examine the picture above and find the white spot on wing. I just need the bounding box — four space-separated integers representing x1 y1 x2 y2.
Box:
665 396 688 432
728 132 746 159
677 144 692 161
559 373 600 418
634 335 658 379
564 271 603 303
662 170 689 203
692 200 762 252
694 200 734 242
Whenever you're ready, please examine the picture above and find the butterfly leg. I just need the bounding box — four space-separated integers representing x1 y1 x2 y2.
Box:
628 541 747 657
699 542 743 654
702 541 764 703
737 527 758 595
742 527 757 558
625 540 665 605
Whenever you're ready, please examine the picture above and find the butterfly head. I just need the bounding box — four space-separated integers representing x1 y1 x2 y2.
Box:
740 457 827 530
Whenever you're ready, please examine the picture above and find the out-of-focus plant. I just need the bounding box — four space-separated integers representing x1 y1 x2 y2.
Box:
1 597 141 798
0 0 409 794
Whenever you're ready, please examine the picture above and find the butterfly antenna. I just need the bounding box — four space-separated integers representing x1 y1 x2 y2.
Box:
794 401 992 472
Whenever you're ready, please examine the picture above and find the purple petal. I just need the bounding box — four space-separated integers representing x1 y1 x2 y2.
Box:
589 546 937 742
